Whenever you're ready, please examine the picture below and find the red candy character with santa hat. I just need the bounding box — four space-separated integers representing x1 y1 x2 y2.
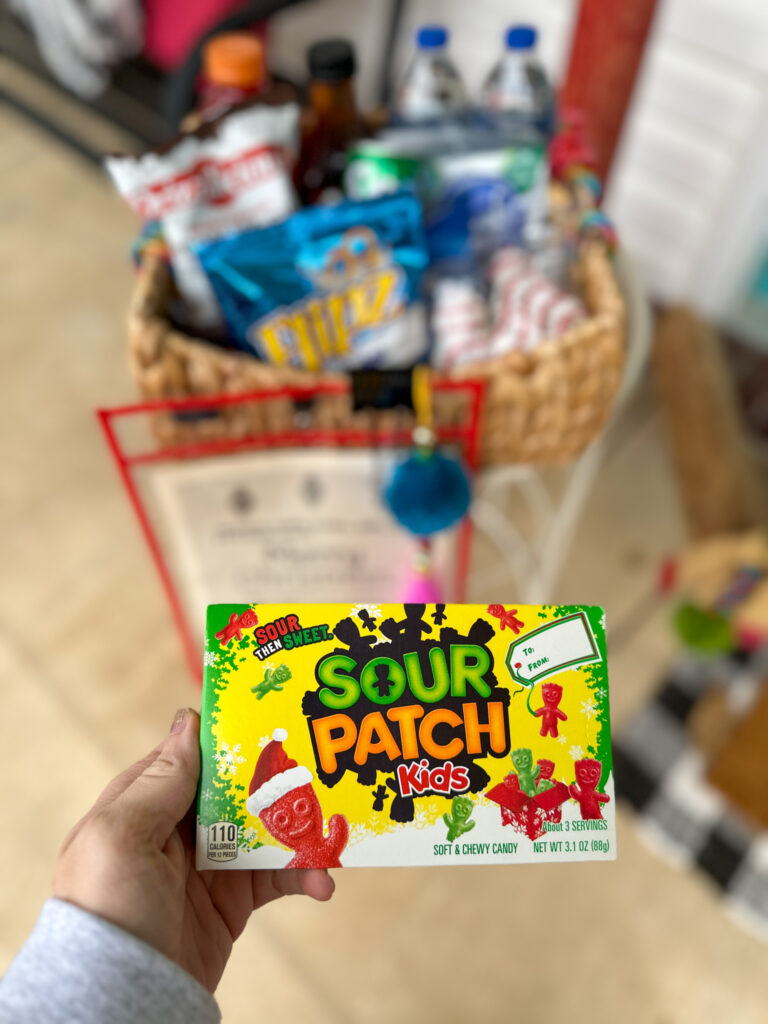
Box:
246 729 349 868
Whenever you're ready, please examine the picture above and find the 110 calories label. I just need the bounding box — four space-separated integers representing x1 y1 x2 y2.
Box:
207 821 239 862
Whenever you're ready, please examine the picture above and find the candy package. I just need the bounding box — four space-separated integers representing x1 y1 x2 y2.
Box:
196 193 430 371
106 102 300 327
197 602 616 869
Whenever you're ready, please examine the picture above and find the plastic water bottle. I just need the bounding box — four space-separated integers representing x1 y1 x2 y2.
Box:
394 26 468 124
481 25 555 138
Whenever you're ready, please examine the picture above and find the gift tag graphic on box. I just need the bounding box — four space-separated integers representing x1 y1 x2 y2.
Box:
505 612 602 686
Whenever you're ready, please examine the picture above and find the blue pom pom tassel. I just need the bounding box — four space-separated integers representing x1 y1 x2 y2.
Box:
384 448 471 536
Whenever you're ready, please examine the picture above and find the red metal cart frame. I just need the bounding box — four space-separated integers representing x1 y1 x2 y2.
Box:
97 379 485 681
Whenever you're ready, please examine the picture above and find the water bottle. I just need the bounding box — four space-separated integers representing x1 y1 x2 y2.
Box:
481 25 556 138
394 25 468 125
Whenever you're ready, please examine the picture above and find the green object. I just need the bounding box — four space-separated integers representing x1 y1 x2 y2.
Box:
344 145 425 198
535 778 554 795
251 664 292 700
752 249 768 300
510 747 539 796
443 795 476 842
674 602 736 655
344 136 547 211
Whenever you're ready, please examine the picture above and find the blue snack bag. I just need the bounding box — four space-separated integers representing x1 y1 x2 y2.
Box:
196 193 430 371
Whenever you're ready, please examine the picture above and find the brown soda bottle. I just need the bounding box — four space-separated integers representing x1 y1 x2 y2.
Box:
298 39 363 203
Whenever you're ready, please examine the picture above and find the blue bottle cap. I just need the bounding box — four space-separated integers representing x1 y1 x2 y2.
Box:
417 25 448 49
506 25 537 50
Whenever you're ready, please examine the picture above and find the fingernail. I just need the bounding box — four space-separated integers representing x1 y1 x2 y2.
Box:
170 708 187 735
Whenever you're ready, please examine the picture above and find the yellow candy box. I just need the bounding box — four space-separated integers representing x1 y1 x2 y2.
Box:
196 602 616 869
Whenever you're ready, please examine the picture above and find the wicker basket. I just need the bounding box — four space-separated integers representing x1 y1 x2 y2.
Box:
128 238 624 464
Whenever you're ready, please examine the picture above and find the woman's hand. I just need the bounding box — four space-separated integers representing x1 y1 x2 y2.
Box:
54 708 334 992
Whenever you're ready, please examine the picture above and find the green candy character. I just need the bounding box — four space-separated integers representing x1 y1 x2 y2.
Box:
510 747 540 796
443 795 476 842
251 664 292 700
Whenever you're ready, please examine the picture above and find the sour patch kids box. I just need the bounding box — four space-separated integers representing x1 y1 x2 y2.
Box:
198 603 615 868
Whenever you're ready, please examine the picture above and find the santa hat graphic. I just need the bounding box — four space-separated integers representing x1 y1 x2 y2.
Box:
246 729 313 817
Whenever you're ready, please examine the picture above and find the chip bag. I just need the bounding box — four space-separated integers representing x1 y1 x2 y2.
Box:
196 193 430 371
106 102 300 327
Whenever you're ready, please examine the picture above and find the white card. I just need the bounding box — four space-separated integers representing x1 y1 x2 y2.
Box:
150 448 459 641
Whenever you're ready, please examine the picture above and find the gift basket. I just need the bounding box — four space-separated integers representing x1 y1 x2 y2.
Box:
113 25 625 467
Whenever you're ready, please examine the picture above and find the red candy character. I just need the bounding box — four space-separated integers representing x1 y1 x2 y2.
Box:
533 682 567 738
536 759 564 823
486 604 525 634
215 609 258 647
569 758 610 820
538 759 555 785
246 729 348 868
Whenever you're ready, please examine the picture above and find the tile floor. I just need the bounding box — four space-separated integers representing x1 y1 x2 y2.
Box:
2 104 767 1022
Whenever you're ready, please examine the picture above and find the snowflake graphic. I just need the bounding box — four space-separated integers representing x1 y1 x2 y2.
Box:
595 687 607 699
556 735 567 745
257 735 272 749
215 742 246 777
412 806 432 830
581 699 597 720
241 827 261 848
261 661 274 673
569 745 584 760
203 650 218 668
349 603 382 620
599 611 606 630
347 823 369 847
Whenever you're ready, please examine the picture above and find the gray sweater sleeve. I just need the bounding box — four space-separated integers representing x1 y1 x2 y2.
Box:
0 899 221 1024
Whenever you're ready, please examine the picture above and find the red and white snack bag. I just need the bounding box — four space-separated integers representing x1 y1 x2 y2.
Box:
431 277 492 370
433 248 586 368
106 103 300 327
490 248 586 352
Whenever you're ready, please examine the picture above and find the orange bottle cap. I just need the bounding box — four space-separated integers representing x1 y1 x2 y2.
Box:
203 33 266 90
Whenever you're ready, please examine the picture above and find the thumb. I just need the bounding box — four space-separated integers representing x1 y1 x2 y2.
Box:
114 708 201 847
